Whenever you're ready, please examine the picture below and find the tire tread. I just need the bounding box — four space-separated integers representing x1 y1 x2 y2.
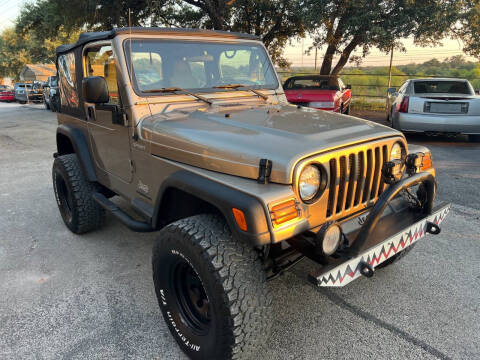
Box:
153 214 271 359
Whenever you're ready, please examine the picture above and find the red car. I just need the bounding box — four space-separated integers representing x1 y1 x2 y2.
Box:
284 75 352 114
0 85 15 102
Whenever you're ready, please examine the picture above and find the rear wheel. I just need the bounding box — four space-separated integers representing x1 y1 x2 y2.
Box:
52 154 105 234
43 97 50 110
152 214 271 360
344 104 350 115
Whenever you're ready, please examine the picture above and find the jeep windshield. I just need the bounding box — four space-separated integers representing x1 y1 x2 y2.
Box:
124 39 278 94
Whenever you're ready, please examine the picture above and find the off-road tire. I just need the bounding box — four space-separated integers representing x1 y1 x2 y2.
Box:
52 154 105 234
376 244 416 269
344 104 350 115
152 214 271 360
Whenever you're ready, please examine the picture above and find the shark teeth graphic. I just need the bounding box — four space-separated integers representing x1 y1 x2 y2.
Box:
315 205 450 287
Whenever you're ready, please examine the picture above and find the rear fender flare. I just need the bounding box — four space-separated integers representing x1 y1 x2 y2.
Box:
56 124 97 182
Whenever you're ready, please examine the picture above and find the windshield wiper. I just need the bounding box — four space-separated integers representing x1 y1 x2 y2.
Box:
148 87 212 105
213 84 268 101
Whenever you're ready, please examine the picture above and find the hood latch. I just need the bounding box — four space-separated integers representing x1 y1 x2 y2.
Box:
257 159 272 184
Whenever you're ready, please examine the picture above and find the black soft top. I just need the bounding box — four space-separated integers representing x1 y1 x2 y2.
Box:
56 27 260 55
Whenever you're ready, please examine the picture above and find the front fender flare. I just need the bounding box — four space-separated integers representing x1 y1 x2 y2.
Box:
152 171 272 246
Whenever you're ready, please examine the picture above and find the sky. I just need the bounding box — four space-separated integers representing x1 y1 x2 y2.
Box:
1 0 477 68
284 36 477 68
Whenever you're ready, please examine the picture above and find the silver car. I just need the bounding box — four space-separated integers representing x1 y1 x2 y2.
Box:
387 78 480 141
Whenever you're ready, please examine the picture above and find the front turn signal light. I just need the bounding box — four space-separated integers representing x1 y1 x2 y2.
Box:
270 199 299 226
232 208 248 231
420 152 433 171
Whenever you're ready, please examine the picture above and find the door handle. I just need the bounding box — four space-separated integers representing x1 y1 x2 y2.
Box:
87 106 95 121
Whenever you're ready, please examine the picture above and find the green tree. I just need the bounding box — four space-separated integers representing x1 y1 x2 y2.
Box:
301 0 472 76
0 28 32 80
16 0 304 67
0 25 81 80
173 0 304 67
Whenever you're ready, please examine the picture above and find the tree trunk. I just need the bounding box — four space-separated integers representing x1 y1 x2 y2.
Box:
319 43 336 74
330 35 363 76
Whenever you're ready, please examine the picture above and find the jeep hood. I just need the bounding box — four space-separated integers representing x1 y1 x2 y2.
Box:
141 104 400 184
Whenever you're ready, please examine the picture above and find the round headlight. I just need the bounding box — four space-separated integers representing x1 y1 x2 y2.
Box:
299 165 321 202
390 142 405 161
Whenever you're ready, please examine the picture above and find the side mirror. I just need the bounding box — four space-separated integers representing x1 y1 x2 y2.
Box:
82 76 109 103
387 87 397 95
346 84 352 90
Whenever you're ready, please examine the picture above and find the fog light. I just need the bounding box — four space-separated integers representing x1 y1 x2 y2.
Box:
317 223 342 256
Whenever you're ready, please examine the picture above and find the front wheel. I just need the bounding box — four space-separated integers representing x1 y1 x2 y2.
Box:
43 97 50 110
152 215 271 360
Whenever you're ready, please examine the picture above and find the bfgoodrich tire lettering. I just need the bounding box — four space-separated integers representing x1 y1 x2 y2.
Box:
52 153 105 234
152 214 271 360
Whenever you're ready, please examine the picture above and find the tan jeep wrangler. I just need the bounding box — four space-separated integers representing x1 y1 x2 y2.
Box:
52 28 450 359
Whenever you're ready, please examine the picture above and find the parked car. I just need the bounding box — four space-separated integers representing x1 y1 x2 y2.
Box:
0 85 15 102
387 78 480 141
43 75 59 111
52 28 449 360
14 83 31 104
284 75 352 113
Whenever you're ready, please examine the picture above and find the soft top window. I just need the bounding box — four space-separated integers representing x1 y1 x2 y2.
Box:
414 81 472 95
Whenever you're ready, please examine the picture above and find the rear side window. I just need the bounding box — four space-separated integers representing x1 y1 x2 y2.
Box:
85 45 119 104
284 78 339 91
58 52 79 108
414 81 472 95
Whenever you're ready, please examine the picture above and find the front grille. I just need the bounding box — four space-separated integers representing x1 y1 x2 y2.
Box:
326 145 388 218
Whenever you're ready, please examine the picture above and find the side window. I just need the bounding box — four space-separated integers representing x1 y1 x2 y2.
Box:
85 45 119 104
58 52 79 109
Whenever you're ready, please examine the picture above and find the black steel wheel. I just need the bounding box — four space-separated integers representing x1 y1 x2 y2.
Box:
173 259 212 334
52 154 105 234
152 215 271 360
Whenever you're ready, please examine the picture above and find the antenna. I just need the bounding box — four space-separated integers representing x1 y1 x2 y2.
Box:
128 8 133 82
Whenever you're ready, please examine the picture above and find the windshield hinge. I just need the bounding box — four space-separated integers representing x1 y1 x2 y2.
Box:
257 159 272 184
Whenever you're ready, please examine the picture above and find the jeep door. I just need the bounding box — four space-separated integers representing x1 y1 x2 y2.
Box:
83 43 133 183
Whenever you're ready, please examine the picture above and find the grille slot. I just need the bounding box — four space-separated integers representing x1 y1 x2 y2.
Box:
326 145 388 218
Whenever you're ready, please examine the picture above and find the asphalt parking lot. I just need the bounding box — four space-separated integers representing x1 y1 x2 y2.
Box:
0 102 479 359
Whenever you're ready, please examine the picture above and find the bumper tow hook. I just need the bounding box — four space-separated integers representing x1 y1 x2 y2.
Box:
426 221 441 235
359 261 375 278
